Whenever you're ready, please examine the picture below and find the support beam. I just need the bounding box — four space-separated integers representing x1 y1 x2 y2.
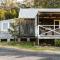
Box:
27 38 30 42
7 39 10 42
18 38 21 42
35 15 38 37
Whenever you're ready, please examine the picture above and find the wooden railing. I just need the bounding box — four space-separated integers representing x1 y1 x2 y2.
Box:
38 25 60 39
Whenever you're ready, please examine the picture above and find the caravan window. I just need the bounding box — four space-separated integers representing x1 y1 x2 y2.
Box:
3 22 9 31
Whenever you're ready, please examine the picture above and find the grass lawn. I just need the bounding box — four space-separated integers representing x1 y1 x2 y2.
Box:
0 41 60 51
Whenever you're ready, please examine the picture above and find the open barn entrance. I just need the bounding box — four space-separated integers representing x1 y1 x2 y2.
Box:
37 12 60 45
39 39 54 46
37 12 60 39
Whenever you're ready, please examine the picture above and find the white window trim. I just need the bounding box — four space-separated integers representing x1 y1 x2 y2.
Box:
54 20 60 29
1 22 10 32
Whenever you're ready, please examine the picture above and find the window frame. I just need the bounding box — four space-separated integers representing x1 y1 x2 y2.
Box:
2 22 9 32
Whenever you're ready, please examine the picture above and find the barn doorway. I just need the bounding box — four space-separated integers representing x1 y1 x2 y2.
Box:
39 39 54 46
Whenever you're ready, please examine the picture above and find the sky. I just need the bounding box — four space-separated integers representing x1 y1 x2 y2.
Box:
17 0 24 2
0 0 24 3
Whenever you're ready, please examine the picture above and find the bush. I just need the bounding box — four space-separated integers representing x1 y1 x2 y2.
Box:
7 41 17 46
55 39 60 47
19 42 34 48
7 41 34 48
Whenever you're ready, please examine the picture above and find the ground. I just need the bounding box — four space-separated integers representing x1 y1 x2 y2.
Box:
0 47 60 60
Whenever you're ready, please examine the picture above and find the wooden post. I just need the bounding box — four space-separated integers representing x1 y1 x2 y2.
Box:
27 38 30 42
18 38 21 42
7 39 10 42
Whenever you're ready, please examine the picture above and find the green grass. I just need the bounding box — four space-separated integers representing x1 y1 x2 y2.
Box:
0 41 34 49
0 41 60 51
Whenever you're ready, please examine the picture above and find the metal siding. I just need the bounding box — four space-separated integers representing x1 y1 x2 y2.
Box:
19 8 38 18
0 19 14 39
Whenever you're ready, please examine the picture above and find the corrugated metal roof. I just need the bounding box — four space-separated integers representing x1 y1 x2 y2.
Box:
19 8 38 18
19 8 60 18
38 9 60 12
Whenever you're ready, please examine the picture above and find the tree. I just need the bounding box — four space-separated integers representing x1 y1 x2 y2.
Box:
0 9 6 20
5 9 18 19
8 22 18 42
8 18 20 42
4 0 17 7
0 7 19 20
34 0 60 8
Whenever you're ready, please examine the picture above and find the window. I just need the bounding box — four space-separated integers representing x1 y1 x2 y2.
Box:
3 23 9 31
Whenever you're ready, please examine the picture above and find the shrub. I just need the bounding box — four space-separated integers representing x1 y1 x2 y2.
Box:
19 41 34 48
7 41 17 46
55 39 60 47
